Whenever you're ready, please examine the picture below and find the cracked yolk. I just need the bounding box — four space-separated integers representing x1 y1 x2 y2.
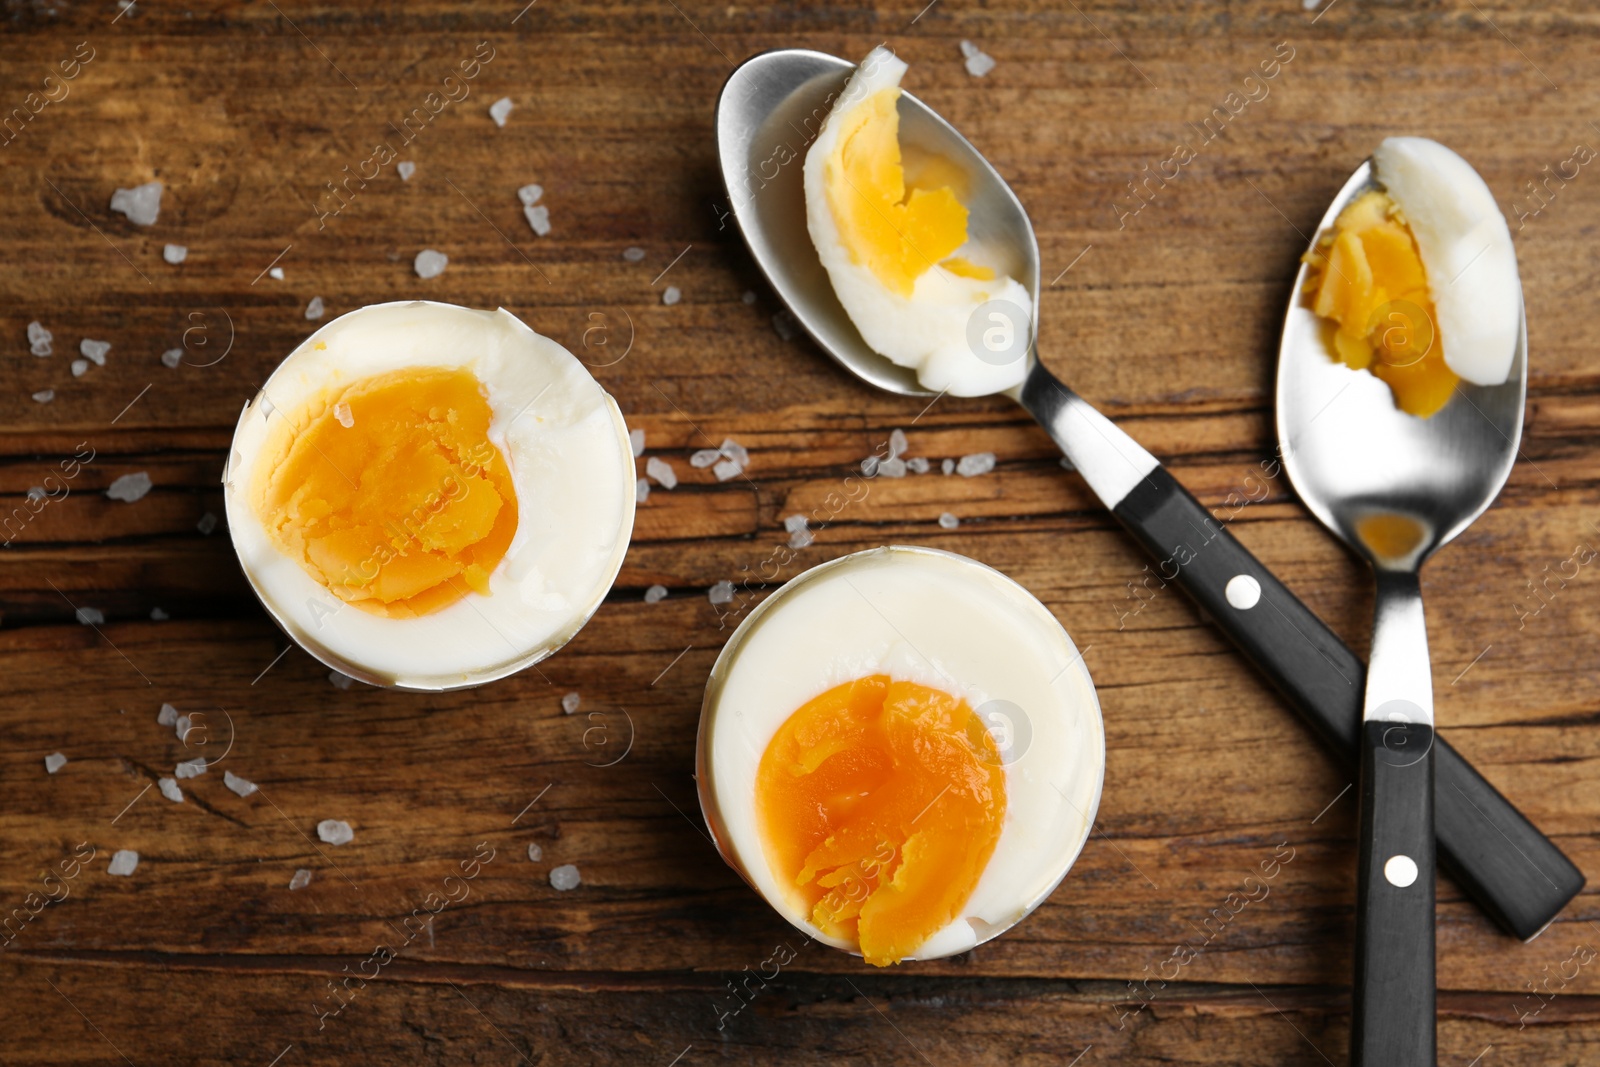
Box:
823 87 984 296
252 366 518 618
754 674 1007 967
1304 189 1459 418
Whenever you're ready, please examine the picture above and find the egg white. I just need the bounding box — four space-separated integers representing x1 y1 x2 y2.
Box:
223 301 635 690
1372 136 1519 386
804 47 1035 398
697 546 1104 962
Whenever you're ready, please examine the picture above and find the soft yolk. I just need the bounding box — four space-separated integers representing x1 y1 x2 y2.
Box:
1304 189 1459 418
754 674 1007 967
251 366 518 618
824 86 978 296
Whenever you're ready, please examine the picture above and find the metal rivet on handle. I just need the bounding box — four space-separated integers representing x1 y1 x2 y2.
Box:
1225 574 1261 610
1384 854 1419 888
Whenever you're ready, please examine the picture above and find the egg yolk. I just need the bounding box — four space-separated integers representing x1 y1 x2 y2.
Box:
824 87 980 296
251 366 518 617
754 674 1007 967
1304 190 1459 418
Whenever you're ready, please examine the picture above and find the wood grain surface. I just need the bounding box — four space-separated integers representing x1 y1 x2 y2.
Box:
2 1 1598 1063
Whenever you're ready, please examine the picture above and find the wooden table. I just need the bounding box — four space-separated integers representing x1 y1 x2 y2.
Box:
3 2 1596 1063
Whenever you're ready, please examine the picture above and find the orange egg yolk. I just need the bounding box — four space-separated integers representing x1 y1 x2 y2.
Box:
823 87 991 296
754 674 1007 967
1304 189 1459 418
252 365 518 618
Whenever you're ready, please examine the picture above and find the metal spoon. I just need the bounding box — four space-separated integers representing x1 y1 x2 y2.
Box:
714 47 1583 943
1275 158 1528 1064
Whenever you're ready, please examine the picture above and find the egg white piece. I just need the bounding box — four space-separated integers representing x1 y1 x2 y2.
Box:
1372 136 1519 386
803 47 1034 398
224 301 635 690
697 546 1104 962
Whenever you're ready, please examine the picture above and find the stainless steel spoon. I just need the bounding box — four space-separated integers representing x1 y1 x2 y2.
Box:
714 47 1582 942
1276 158 1528 1064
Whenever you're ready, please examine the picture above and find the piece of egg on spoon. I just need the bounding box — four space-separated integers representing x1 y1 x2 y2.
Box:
697 546 1104 966
803 46 1034 397
223 300 635 691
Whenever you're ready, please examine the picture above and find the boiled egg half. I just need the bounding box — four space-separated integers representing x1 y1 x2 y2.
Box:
224 301 635 690
697 546 1104 966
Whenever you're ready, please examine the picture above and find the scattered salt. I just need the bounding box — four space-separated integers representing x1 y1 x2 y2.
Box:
150 607 169 620
772 310 800 340
663 286 681 306
742 290 757 305
549 864 581 891
942 458 955 475
783 514 808 533
317 819 354 845
175 757 207 779
957 452 996 477
26 487 45 502
28 321 52 356
289 868 314 890
629 428 645 457
719 438 749 468
76 607 105 625
888 429 908 459
106 472 153 502
861 455 880 477
305 296 325 320
159 777 183 803
107 849 139 876
517 183 543 207
879 457 907 478
71 359 89 377
161 348 183 368
643 584 668 603
329 670 354 690
44 752 67 774
80 338 110 365
960 41 997 77
788 520 813 549
527 843 543 862
939 512 960 530
269 267 285 281
646 456 677 489
636 477 650 504
524 204 551 236
31 389 54 403
333 401 354 428
708 580 734 606
489 96 514 127
414 249 448 279
158 703 178 726
690 449 721 468
623 246 646 262
561 691 580 714
163 244 187 265
175 714 192 742
907 457 931 474
109 180 163 226
224 770 258 797
397 160 416 180
959 40 980 58
196 511 218 535
712 458 741 482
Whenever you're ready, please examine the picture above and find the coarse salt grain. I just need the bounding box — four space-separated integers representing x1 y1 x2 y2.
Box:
636 477 650 504
527 843 543 862
414 249 448 279
329 670 354 690
224 770 258 797
157 703 178 726
44 752 67 774
861 455 880 477
109 180 163 226
712 458 741 482
306 296 325 320
28 321 52 355
161 348 183 368
644 584 668 603
80 339 110 365
397 161 416 180
524 204 551 236
939 512 960 530
942 458 955 475
957 452 996 477
888 428 908 459
719 438 749 467
907 456 930 474
175 714 192 742
159 777 184 802
708 580 734 606
76 607 105 625
549 864 581 891
646 456 677 489
71 359 89 377
878 457 907 478
197 511 218 535
961 42 997 77
561 691 580 714
662 286 681 306
289 868 314 890
489 96 514 127
690 449 721 468
317 819 353 846
150 607 169 620
32 389 54 403
333 401 354 428
26 487 45 501
163 244 187 264
175 757 207 779
517 183 543 207
789 525 813 550
772 310 800 341
623 246 646 262
629 427 645 457
107 849 139 876
742 290 757 305
269 267 285 281
106 471 153 502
